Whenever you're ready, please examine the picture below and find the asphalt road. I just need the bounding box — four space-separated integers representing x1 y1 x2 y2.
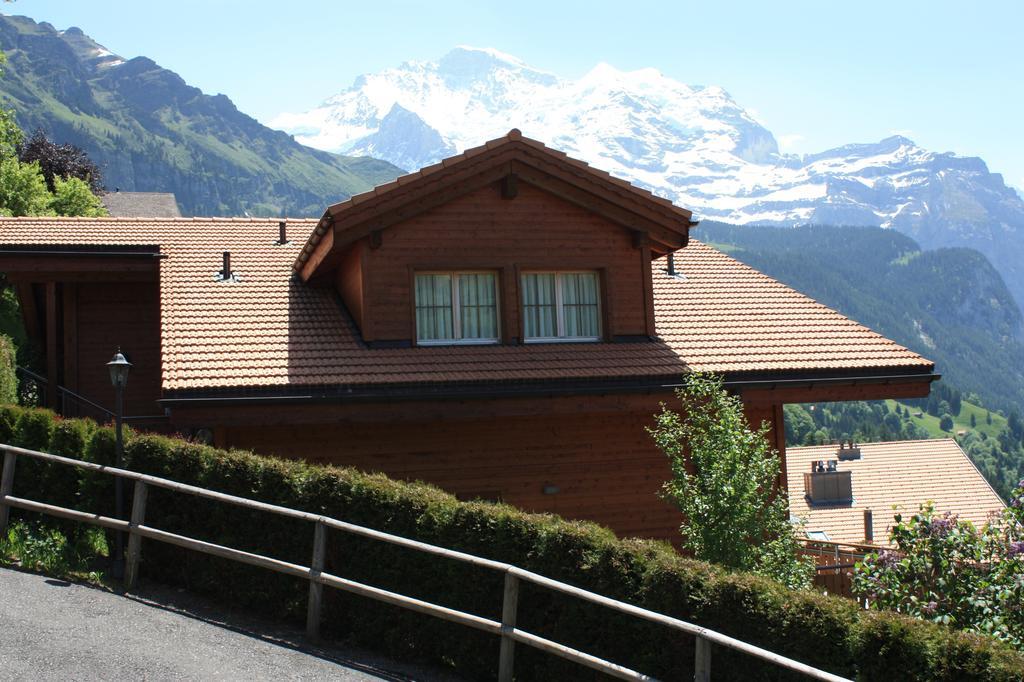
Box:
0 566 462 681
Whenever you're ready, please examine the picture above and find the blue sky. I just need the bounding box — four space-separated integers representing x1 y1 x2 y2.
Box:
9 1 1024 188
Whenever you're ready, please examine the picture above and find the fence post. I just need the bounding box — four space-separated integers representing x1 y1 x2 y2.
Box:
124 480 148 590
694 635 711 682
0 450 16 536
306 519 327 641
498 570 520 682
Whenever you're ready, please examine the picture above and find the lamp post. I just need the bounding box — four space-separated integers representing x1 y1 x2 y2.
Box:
107 349 131 579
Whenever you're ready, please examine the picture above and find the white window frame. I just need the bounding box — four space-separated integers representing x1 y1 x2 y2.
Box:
521 270 602 343
415 270 500 346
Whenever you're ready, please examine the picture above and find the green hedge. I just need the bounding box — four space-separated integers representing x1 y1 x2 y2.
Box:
1 404 1022 681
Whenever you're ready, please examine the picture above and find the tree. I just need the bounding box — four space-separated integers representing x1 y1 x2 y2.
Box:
853 483 1024 648
939 413 954 432
0 157 53 216
987 410 993 426
50 176 105 217
17 129 104 194
971 413 977 428
650 373 815 589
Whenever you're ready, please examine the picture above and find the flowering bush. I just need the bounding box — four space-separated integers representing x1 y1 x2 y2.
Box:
853 479 1024 648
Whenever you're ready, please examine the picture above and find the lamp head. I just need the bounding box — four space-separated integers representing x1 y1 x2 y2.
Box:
107 349 132 389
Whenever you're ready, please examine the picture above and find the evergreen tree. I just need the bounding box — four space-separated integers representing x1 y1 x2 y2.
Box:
971 413 977 428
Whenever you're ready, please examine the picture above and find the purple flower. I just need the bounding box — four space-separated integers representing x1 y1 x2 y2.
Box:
926 513 956 538
922 601 938 615
1009 541 1024 558
878 550 900 569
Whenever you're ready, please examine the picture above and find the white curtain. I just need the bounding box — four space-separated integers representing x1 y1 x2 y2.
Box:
458 273 497 339
415 274 453 341
561 273 599 338
521 273 557 338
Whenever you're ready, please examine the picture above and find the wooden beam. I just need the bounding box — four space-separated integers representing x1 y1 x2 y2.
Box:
773 403 787 486
62 283 78 398
14 283 40 341
0 256 159 276
639 246 656 338
740 378 934 405
369 230 383 250
45 282 58 411
501 173 518 199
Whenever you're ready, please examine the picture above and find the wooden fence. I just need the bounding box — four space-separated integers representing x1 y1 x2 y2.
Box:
800 539 883 599
0 443 851 682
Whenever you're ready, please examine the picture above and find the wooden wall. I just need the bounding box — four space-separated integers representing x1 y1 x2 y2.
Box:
352 182 651 343
69 281 162 418
181 392 787 543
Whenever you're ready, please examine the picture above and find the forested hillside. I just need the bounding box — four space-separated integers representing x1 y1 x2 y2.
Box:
0 15 402 216
700 222 1024 499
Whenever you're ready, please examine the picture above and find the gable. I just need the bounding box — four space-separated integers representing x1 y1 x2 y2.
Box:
354 182 653 343
295 130 695 284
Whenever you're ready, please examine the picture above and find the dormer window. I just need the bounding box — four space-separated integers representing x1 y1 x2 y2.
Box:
522 271 601 342
415 271 499 345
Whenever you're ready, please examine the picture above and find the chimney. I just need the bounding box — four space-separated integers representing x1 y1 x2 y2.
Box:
864 509 874 543
804 459 853 505
667 253 676 276
838 440 862 460
221 251 231 279
277 220 289 245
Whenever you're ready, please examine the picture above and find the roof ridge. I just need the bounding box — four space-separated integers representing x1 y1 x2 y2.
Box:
0 216 320 222
788 438 955 450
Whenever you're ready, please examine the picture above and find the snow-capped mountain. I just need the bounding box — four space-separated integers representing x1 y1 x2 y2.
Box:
272 47 1024 305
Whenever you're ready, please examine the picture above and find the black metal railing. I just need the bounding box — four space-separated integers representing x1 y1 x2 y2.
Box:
14 366 168 428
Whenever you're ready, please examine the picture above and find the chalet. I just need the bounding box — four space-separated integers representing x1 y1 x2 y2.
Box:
0 131 937 541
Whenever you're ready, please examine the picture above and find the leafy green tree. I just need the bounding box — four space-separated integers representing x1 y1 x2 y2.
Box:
939 413 954 432
50 176 105 217
650 373 815 589
988 410 994 426
971 413 977 428
853 482 1024 648
0 157 52 216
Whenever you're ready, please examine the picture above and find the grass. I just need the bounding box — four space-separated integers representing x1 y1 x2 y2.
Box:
0 519 107 583
886 398 1006 439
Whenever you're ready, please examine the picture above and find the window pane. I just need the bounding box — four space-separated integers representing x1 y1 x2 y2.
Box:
521 273 557 338
415 274 453 341
458 273 498 339
561 272 600 338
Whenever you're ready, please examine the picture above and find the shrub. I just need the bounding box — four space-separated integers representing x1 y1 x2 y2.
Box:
1 403 1023 680
854 488 1024 648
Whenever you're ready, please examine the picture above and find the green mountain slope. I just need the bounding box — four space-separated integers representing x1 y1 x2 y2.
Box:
0 15 402 216
698 222 1024 412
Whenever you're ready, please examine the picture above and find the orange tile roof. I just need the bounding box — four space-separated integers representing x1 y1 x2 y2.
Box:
659 244 932 374
0 217 932 393
786 439 1005 545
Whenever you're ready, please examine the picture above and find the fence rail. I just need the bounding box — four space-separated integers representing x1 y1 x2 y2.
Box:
0 443 851 682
